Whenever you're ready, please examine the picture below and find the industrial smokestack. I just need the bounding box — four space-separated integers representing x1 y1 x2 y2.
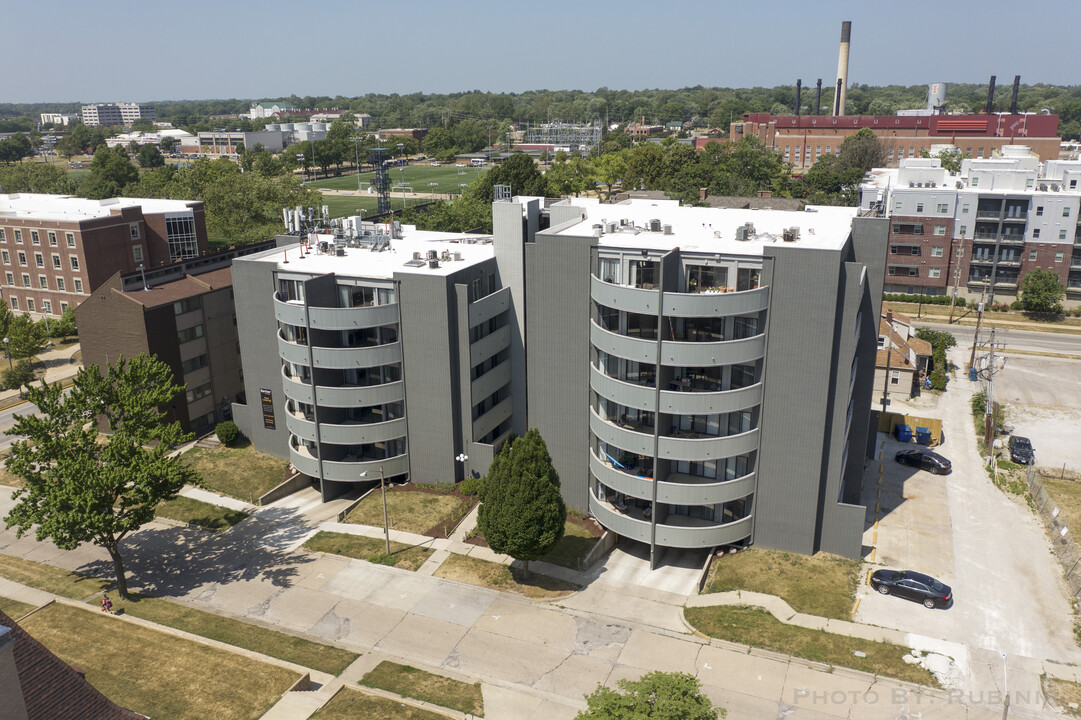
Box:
833 21 851 116
986 76 996 114
1010 75 1020 114
815 79 822 116
795 79 802 117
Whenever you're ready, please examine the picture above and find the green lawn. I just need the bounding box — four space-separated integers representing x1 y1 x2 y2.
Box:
0 595 36 619
0 554 111 600
539 519 601 570
684 606 937 687
303 531 433 571
156 495 249 531
359 660 484 717
22 602 300 720
312 687 451 720
182 440 289 503
344 487 471 536
318 194 383 220
434 554 578 600
701 549 861 620
309 164 486 194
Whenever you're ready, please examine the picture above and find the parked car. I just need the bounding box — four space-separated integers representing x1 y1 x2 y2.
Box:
870 569 953 609
430 161 441 166
895 449 952 474
1008 436 1035 465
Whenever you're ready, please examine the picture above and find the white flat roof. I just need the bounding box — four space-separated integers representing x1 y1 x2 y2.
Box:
249 225 495 279
555 198 856 253
0 193 197 223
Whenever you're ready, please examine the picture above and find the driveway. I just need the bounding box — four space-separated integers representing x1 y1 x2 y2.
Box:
856 347 1081 668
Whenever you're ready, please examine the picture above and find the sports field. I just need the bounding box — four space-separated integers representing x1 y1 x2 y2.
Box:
308 164 486 195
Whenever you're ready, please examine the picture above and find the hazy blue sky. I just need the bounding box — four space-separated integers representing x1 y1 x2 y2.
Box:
3 0 1078 103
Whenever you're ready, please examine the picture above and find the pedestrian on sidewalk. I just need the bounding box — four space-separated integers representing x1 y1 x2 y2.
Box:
100 594 113 614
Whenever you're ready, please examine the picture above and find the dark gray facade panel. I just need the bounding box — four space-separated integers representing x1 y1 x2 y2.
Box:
233 252 292 459
526 230 595 513
755 246 844 555
492 201 530 436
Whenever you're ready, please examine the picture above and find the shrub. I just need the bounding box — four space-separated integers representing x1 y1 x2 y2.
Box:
367 553 396 566
1 360 33 391
881 293 963 307
459 476 486 499
215 420 240 445
1010 300 1024 311
930 371 947 391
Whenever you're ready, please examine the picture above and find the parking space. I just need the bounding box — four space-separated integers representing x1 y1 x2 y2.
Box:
990 354 1081 472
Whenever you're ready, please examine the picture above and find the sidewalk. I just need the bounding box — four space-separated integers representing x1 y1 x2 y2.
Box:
0 342 81 410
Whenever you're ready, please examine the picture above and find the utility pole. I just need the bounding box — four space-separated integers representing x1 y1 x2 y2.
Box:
985 327 997 449
969 280 989 371
947 244 964 324
880 310 894 414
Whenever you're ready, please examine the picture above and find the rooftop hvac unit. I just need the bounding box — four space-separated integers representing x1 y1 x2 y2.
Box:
453 251 462 261
782 227 800 242
619 218 629 227
593 226 603 237
662 224 673 235
713 231 723 238
413 251 421 260
426 250 437 260
605 221 617 233
428 259 439 269
735 223 756 241
440 250 451 261
909 182 915 187
649 218 661 232
956 181 964 189
335 246 345 257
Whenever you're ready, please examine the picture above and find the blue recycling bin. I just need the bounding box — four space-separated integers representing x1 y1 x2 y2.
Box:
894 424 912 442
915 427 932 445
969 367 978 381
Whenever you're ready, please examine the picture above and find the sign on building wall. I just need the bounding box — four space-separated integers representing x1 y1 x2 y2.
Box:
260 388 275 429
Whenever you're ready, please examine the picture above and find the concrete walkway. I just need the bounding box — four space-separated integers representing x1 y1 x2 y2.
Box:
0 342 81 410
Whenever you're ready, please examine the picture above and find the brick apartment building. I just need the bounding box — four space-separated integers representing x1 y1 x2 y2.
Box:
711 112 1061 170
0 194 209 317
860 150 1081 304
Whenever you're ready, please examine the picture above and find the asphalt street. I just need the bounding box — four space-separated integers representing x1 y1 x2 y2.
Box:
915 322 1081 356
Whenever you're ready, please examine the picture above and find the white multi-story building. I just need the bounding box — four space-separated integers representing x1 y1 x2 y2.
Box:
80 103 156 127
859 148 1081 303
248 102 298 120
39 113 78 127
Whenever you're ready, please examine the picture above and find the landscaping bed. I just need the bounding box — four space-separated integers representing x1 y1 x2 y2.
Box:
684 605 937 687
182 440 289 502
433 553 578 600
303 531 432 571
344 483 475 538
311 687 452 720
359 660 484 717
21 602 301 720
700 548 860 620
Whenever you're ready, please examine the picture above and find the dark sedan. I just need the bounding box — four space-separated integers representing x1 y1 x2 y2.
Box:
870 569 953 609
895 449 952 474
1009 436 1035 465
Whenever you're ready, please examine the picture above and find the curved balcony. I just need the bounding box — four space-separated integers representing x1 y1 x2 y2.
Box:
590 275 660 315
589 408 654 456
653 514 753 549
315 381 405 408
285 411 407 445
658 382 763 415
289 438 410 482
307 303 399 331
588 495 652 544
277 332 312 366
272 292 307 325
590 321 657 364
658 427 759 461
311 342 402 369
280 368 314 404
589 450 655 501
589 364 655 411
663 285 769 317
659 334 765 366
657 471 756 506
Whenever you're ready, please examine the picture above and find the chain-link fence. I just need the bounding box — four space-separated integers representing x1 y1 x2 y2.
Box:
1026 465 1081 600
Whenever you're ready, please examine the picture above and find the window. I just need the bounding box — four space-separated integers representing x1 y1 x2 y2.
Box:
26 299 34 312
133 246 143 263
890 370 900 385
176 324 205 344
928 268 941 278
937 203 948 213
42 301 51 314
1064 207 1072 217
51 255 60 269
65 233 75 247
933 226 946 236
887 266 919 277
70 256 79 270
38 276 47 289
48 231 56 246
0 251 7 264
1036 206 1044 216
1055 252 1064 263
894 201 903 212
30 231 39 245
165 215 199 260
21 274 30 288
174 296 201 315
1029 250 1038 261
972 177 979 187
73 279 83 293
1033 229 1041 238
180 354 208 374
1026 178 1035 188
17 252 25 266
890 245 920 256
56 278 65 291
916 202 924 213
962 204 970 214
931 247 944 257
185 382 213 403
1060 230 1068 240
34 253 43 267
129 223 140 240
60 302 68 312
959 225 967 236
9 298 17 310
4 273 12 286
0 229 5 242
14 229 22 243
598 258 620 284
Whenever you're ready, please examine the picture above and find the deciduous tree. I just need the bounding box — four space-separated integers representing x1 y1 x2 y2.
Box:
577 671 723 719
1020 268 1065 313
4 355 198 598
835 128 886 173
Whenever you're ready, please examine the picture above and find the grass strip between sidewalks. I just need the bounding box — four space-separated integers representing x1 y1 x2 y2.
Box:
359 660 484 717
311 687 453 720
433 553 578 600
303 531 432 571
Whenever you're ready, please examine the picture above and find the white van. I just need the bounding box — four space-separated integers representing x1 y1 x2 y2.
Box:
470 158 485 167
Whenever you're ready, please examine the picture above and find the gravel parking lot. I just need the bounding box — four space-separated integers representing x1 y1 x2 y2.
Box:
855 349 1081 666
990 353 1081 471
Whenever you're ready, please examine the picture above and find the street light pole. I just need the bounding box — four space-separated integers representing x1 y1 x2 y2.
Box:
2 337 10 370
379 465 389 555
999 651 1009 719
353 137 362 193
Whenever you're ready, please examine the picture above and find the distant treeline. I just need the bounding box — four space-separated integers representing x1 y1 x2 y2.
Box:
3 83 1080 137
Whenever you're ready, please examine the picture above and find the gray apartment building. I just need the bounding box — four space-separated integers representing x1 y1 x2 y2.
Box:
233 198 886 561
80 103 156 127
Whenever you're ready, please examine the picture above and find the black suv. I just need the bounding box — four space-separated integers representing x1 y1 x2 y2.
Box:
1008 436 1035 465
